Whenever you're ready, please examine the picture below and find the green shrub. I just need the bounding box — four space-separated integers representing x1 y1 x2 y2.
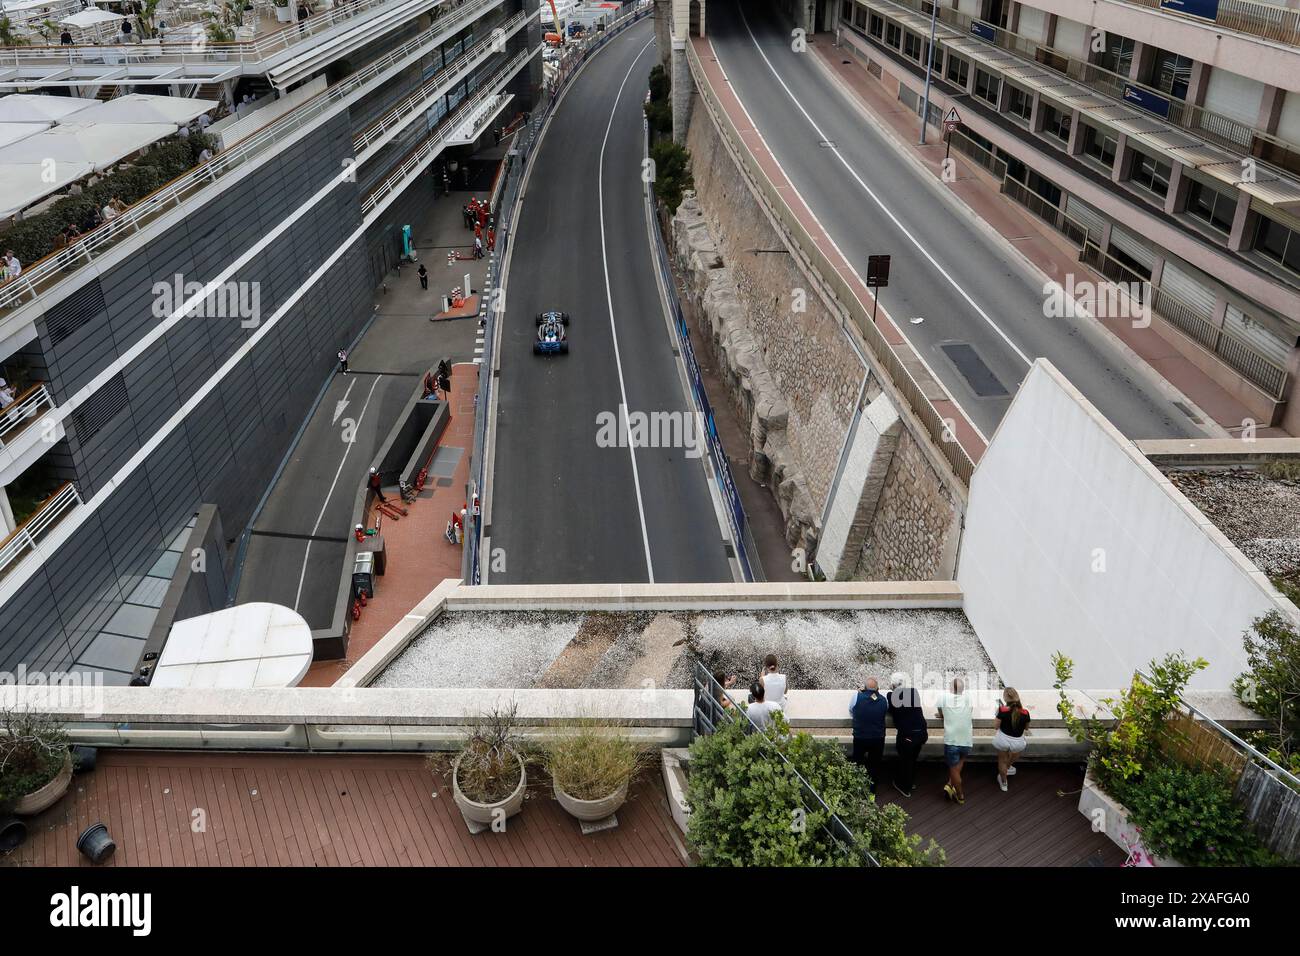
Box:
1234 609 1300 777
649 138 693 214
686 713 942 867
0 709 69 808
1123 762 1279 866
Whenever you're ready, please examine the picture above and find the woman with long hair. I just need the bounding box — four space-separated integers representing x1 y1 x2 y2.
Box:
992 687 1030 791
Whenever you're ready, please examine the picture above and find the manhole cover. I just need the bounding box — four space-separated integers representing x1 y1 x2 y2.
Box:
939 343 1009 398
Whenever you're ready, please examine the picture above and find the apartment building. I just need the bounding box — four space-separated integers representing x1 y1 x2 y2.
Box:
807 0 1300 433
0 0 542 677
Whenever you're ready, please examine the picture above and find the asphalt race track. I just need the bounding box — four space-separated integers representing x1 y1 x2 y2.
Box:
708 0 1197 440
489 19 735 584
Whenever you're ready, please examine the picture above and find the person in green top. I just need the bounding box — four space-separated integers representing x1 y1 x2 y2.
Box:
937 677 973 805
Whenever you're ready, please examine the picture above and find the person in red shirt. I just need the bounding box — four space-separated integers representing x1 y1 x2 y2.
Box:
487 227 495 251
992 688 1031 791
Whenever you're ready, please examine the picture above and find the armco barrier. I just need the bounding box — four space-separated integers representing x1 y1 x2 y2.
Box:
685 39 976 486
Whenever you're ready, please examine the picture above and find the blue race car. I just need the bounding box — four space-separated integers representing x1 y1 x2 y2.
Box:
533 310 570 354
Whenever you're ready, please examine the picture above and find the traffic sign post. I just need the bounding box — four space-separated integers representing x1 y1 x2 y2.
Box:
943 108 962 164
866 254 890 323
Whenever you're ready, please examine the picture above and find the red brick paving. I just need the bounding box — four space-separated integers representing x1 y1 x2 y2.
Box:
300 362 479 686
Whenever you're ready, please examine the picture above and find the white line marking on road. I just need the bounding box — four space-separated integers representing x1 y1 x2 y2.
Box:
733 6 1032 367
293 373 383 613
599 37 657 584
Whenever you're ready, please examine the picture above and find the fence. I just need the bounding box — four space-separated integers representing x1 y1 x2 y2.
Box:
1079 241 1288 398
687 38 976 485
0 383 54 449
465 1 653 585
0 0 502 314
999 176 1091 249
690 661 878 866
1153 681 1300 862
0 482 81 583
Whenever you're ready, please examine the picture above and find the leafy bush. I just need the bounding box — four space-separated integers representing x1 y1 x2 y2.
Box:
649 139 693 214
1054 650 1206 795
0 709 69 808
0 133 213 268
644 64 672 137
686 713 942 867
1234 610 1300 777
545 721 648 800
1123 762 1279 866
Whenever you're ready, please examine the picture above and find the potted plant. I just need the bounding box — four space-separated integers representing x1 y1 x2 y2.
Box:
273 0 294 23
544 720 647 822
439 706 527 828
0 709 72 817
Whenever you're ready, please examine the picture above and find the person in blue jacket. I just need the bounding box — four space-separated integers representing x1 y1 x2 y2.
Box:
849 677 889 793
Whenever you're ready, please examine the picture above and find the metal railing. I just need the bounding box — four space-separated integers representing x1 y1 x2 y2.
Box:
0 482 81 582
866 0 1300 174
353 8 529 153
0 383 54 449
1000 176 1091 249
0 0 499 314
689 38 977 483
1079 240 1289 398
1121 0 1300 47
946 127 1007 181
361 45 534 214
0 0 439 67
691 661 879 866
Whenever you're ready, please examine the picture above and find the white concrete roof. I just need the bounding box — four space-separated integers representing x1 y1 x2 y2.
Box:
61 6 124 26
152 603 314 689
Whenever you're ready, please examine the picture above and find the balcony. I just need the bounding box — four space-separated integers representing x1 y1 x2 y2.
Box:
0 0 509 318
0 481 81 584
0 0 448 87
1121 0 1300 48
0 383 62 487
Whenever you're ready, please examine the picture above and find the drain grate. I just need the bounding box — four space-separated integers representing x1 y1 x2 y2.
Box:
939 343 1009 398
818 139 836 148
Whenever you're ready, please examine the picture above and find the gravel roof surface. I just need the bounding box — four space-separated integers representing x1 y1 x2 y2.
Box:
375 608 995 689
1165 469 1300 584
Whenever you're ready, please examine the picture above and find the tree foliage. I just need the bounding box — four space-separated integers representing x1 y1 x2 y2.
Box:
1234 610 1300 777
686 714 942 867
649 139 692 214
0 709 68 808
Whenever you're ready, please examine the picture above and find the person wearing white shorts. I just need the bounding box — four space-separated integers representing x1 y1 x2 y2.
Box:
992 688 1031 791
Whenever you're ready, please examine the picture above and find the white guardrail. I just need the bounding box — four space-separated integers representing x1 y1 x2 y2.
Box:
0 383 54 448
0 482 81 582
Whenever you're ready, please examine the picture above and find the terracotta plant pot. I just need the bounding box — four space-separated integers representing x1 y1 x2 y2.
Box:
553 778 628 822
12 753 72 817
451 749 526 826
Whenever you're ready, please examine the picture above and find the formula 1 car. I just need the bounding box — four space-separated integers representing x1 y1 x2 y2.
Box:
534 310 570 354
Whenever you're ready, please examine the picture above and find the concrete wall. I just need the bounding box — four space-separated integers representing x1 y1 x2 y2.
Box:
959 359 1300 690
674 94 961 578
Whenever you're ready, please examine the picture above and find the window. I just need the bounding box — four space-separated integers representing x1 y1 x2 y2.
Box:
904 32 922 61
1129 151 1172 198
1148 49 1193 101
1185 180 1236 234
1082 125 1118 169
974 69 1000 105
842 0 854 24
1006 85 1033 123
869 12 883 39
885 23 901 48
854 5 867 30
1040 103 1071 144
1095 33 1135 77
1254 216 1300 275
945 55 969 88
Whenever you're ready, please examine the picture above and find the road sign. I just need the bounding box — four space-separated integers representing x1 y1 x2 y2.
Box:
943 107 962 133
866 255 890 288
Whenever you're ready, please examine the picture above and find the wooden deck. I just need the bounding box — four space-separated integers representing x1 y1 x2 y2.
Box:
1 750 690 868
877 761 1127 867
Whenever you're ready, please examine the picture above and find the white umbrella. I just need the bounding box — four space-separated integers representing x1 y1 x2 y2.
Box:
60 7 124 27
0 121 177 171
0 122 49 150
0 94 98 124
77 94 219 127
0 161 95 219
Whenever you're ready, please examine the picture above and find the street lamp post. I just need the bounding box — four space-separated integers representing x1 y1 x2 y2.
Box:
918 1 938 145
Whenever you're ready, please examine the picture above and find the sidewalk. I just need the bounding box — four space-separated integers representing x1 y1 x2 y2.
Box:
811 40 1288 438
300 361 479 687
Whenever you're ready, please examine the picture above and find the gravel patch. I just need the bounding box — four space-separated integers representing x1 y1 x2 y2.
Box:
1166 469 1300 583
373 611 581 688
377 608 995 690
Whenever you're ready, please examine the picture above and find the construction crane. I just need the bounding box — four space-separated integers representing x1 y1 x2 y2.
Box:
544 0 564 45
